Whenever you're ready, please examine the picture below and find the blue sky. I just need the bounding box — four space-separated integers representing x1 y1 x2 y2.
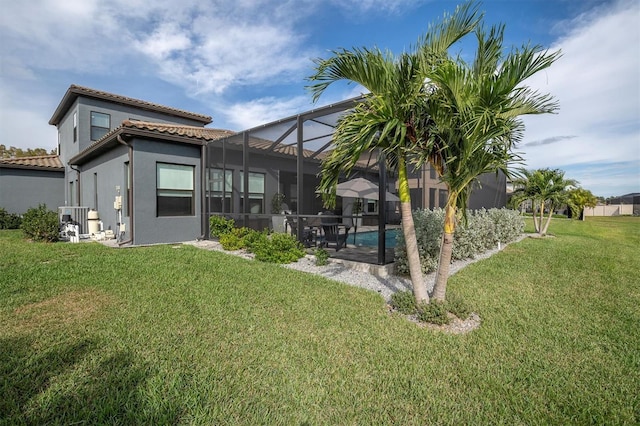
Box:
1 0 638 197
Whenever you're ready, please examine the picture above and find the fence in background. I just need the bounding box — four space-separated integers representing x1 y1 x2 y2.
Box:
583 204 634 217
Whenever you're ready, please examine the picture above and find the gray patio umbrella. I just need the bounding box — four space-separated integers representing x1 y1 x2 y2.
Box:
335 178 399 244
335 178 400 201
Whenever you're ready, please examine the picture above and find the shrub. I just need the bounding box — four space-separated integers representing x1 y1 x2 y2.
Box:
219 227 255 251
394 208 444 275
21 204 59 242
445 293 472 320
452 209 497 260
0 208 22 229
210 215 234 238
314 247 329 266
390 290 417 315
488 208 525 243
395 208 524 275
252 233 305 263
417 301 450 325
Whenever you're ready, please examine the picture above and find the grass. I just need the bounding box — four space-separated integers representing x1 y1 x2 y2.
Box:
1 216 639 424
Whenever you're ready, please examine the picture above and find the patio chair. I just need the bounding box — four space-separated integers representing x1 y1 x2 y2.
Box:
320 214 350 251
286 215 316 247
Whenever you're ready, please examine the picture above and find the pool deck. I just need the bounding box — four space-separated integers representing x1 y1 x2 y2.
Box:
320 225 399 277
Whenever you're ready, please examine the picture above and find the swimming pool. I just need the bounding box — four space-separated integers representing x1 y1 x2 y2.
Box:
352 229 400 248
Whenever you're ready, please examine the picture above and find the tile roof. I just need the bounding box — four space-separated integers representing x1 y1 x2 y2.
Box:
119 121 328 161
0 154 63 170
69 120 236 165
49 84 212 125
120 120 235 141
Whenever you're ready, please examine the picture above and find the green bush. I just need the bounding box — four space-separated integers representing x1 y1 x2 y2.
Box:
445 293 472 320
210 215 235 238
21 204 59 242
314 247 329 266
0 208 22 229
219 227 255 251
417 301 450 325
488 208 525 243
390 290 416 315
395 208 524 275
390 291 472 323
252 232 305 264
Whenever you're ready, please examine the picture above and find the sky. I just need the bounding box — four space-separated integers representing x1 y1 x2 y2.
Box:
1 0 638 198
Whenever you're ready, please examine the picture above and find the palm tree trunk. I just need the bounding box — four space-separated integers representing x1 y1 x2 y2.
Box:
433 194 457 302
541 207 554 235
537 200 546 235
532 202 540 233
398 158 428 304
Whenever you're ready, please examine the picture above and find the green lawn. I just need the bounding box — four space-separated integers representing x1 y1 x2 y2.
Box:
1 217 639 424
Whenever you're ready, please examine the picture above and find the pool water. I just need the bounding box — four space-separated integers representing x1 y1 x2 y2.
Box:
352 229 399 248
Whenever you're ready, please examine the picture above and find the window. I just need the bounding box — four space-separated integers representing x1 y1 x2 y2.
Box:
438 189 448 208
124 162 131 217
90 111 110 141
93 173 98 210
366 200 378 214
156 163 195 216
429 166 437 180
69 181 76 206
209 168 233 213
429 188 436 210
73 112 78 142
239 172 265 214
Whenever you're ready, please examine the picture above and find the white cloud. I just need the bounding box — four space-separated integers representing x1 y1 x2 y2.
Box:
519 0 640 195
0 83 58 151
331 0 421 14
134 22 192 61
223 96 312 129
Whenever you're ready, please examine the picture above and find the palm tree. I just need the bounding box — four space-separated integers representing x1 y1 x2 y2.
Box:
417 25 562 301
307 2 481 304
511 168 577 234
567 187 598 220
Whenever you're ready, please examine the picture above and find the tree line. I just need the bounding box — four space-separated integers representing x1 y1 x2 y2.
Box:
0 145 57 159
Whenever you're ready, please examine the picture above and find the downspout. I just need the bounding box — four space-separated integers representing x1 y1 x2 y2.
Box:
68 164 81 206
198 143 207 240
117 134 134 245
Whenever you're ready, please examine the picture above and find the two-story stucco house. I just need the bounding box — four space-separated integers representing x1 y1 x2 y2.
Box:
1 84 509 255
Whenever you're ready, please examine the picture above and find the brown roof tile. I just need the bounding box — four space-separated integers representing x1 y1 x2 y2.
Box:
49 85 212 125
0 154 63 170
69 121 236 165
120 120 234 141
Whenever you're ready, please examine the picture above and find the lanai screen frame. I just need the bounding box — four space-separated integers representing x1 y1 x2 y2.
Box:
204 95 397 265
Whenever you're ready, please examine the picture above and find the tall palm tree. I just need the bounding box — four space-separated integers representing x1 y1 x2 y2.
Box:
307 2 481 304
511 168 578 234
417 25 562 301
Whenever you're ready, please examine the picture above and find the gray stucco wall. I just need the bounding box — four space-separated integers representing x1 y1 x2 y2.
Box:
468 171 507 209
55 96 208 207
77 138 204 245
131 139 203 245
76 145 129 236
0 167 65 214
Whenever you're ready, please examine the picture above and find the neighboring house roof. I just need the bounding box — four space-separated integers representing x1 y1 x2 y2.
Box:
49 84 212 126
0 154 64 171
69 120 235 165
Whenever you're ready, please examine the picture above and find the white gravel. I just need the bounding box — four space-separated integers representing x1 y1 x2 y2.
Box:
186 235 526 301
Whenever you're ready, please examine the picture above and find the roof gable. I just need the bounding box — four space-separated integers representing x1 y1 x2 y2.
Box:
49 85 212 126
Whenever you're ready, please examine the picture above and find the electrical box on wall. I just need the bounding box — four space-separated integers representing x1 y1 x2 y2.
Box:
114 196 122 210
